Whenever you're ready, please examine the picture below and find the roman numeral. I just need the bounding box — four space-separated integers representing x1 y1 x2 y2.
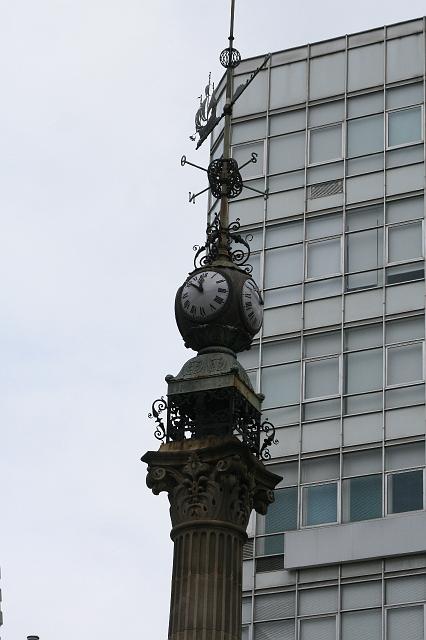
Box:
248 311 255 319
218 287 227 293
184 300 190 309
199 307 206 317
215 279 225 284
190 305 196 315
182 292 189 299
214 296 224 304
210 304 216 311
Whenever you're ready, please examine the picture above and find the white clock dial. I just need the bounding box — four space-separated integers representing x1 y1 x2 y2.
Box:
241 278 263 332
181 271 230 320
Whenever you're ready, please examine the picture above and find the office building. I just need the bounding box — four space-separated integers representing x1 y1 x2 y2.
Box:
208 16 426 640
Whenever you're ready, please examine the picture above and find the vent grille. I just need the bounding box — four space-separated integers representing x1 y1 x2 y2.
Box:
309 179 343 199
256 554 284 573
243 538 254 560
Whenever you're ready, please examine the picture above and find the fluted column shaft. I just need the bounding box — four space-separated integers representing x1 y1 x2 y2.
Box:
142 436 280 640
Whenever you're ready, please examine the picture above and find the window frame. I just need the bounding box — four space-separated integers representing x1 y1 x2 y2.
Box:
303 354 342 401
301 480 340 528
385 219 424 267
385 467 425 516
305 236 343 282
386 104 424 150
385 340 425 388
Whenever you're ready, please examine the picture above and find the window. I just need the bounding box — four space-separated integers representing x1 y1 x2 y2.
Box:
342 609 381 640
387 606 424 640
306 238 341 279
309 124 342 164
345 348 383 394
300 616 336 640
265 245 304 289
347 114 384 157
345 227 383 290
303 483 338 526
388 106 423 148
388 470 424 513
387 221 423 265
386 442 425 514
264 487 298 533
342 475 382 522
304 357 340 400
262 362 301 408
386 343 423 386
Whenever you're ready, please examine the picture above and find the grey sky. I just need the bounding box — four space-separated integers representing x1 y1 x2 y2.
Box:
1 1 425 638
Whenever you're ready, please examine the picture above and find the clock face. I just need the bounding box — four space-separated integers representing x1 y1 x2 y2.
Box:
181 270 230 321
241 278 263 332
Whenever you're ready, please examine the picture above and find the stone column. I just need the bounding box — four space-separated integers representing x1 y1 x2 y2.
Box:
142 435 280 640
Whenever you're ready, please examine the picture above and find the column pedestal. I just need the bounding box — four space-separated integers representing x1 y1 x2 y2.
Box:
142 435 280 640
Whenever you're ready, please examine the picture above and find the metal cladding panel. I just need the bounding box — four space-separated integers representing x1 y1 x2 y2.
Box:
284 510 426 569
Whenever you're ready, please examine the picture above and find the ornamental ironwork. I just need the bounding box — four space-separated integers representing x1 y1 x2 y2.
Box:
148 389 277 461
220 47 241 69
193 214 253 272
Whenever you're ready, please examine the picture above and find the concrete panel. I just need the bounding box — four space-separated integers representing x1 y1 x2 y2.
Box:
266 189 305 220
285 511 426 569
304 297 342 329
343 412 383 446
385 405 425 439
345 289 383 322
386 282 425 314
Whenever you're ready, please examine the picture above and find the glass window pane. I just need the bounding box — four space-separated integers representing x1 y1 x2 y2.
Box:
346 228 383 290
343 449 382 476
265 487 298 533
345 324 383 351
307 239 341 279
242 597 252 624
342 609 381 640
387 576 426 605
299 586 338 615
262 362 301 408
233 142 264 177
342 582 382 610
306 214 342 240
386 442 425 471
386 196 424 224
304 332 341 358
388 107 423 147
387 343 423 386
300 617 336 640
302 456 340 483
387 606 424 640
345 348 383 394
269 132 305 174
387 317 425 344
348 43 384 92
347 114 384 157
270 61 307 109
346 204 384 231
309 52 345 100
265 245 304 288
254 592 295 621
305 357 340 399
255 620 295 640
388 470 424 513
303 483 338 525
266 221 303 248
310 125 342 164
255 534 284 557
387 222 423 263
262 339 300 366
343 475 382 522
270 109 306 136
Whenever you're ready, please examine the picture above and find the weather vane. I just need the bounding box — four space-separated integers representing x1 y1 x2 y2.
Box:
182 0 270 212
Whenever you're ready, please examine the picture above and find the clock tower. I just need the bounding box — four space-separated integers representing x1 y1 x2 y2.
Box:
142 3 280 639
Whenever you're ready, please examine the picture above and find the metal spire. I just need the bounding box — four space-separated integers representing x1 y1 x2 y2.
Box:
182 0 270 269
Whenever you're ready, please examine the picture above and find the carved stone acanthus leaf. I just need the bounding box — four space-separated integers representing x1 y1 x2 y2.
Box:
146 450 275 532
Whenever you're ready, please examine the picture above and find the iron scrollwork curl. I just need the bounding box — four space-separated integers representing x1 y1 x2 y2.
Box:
207 158 243 199
220 47 241 69
193 215 253 272
259 419 278 461
148 397 168 442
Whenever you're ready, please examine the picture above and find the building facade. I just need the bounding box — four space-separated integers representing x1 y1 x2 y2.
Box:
208 16 426 640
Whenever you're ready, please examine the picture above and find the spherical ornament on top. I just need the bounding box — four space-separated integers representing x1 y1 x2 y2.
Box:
220 47 241 69
175 264 263 354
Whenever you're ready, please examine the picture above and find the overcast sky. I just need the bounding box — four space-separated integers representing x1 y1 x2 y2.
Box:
1 1 425 638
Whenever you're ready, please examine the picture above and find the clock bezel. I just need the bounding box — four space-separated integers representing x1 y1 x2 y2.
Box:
240 277 263 333
180 269 231 323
